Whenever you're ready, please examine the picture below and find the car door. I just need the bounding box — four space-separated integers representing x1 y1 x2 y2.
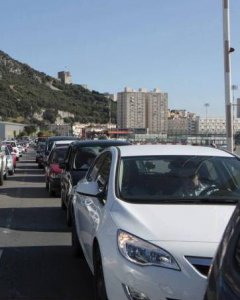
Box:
75 151 112 263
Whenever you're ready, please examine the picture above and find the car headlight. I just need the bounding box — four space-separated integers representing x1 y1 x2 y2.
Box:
117 230 180 270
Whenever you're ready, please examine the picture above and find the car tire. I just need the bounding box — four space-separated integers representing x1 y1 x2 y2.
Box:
72 213 84 258
93 246 108 300
9 168 14 175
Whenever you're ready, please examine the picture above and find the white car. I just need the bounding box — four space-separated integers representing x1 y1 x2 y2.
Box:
3 141 20 160
71 144 239 300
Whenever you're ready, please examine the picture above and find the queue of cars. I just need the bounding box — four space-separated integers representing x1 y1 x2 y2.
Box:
0 139 27 186
36 137 240 300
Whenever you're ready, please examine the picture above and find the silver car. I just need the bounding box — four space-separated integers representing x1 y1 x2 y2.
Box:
1 145 14 176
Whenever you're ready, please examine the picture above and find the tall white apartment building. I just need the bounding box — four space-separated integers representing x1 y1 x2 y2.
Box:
117 87 168 134
199 117 240 134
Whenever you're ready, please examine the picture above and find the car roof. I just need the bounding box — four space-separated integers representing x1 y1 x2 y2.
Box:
46 136 79 141
70 139 131 149
116 144 234 157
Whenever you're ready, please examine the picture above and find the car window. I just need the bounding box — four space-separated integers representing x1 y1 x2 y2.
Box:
87 152 109 182
96 153 111 193
86 152 112 201
73 148 96 170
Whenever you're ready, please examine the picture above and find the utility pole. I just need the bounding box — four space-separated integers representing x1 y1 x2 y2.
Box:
223 0 234 152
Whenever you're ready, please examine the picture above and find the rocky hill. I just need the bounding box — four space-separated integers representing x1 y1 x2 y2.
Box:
0 50 115 126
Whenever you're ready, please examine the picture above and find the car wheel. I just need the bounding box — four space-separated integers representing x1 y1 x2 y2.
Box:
9 168 14 175
48 182 55 196
93 247 108 300
71 213 84 258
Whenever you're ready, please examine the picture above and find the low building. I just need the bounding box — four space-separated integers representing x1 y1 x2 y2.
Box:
168 110 199 135
0 121 28 140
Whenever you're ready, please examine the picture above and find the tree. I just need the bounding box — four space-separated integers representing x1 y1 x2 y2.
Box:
43 109 57 124
24 125 37 136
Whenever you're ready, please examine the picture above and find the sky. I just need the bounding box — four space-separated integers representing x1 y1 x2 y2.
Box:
1 0 240 118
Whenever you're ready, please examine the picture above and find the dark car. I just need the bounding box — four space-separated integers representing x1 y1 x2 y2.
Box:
45 145 69 196
204 201 240 300
60 139 131 225
35 142 46 168
43 136 80 166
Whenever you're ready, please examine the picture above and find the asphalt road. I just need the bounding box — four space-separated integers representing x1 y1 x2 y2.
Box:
0 148 94 300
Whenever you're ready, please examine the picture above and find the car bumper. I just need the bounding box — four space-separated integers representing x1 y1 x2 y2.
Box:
97 228 210 300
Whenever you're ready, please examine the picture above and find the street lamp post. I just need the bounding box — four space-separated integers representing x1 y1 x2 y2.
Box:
108 99 112 129
232 85 238 135
223 0 234 152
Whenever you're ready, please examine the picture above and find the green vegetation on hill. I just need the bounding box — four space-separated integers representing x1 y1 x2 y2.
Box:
0 50 116 125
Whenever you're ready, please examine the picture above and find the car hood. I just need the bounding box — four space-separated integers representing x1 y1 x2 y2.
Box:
110 200 235 243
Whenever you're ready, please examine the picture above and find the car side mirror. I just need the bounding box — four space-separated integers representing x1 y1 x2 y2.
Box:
76 181 100 197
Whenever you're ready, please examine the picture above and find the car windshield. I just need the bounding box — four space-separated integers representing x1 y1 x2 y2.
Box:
118 155 240 203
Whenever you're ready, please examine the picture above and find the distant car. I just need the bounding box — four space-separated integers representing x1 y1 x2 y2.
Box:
0 153 4 185
43 136 80 167
1 145 14 175
71 144 240 300
18 142 28 152
204 200 240 300
35 142 46 168
45 145 69 196
6 144 17 170
0 146 8 180
2 141 20 161
60 139 131 225
17 144 24 157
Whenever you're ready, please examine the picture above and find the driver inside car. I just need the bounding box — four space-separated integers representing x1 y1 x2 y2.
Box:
174 161 218 197
182 173 208 197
